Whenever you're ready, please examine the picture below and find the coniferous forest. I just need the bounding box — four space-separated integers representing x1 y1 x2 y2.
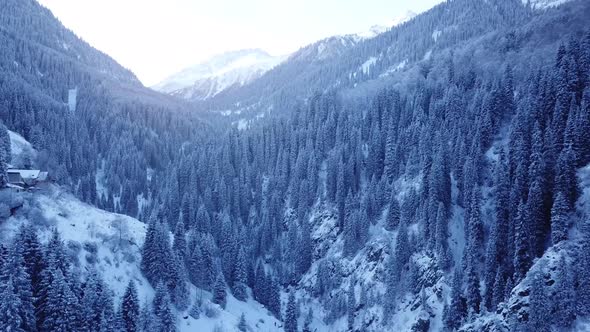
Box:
1 0 590 331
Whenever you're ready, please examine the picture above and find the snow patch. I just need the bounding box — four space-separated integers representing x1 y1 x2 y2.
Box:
361 57 378 75
432 30 442 42
8 130 36 168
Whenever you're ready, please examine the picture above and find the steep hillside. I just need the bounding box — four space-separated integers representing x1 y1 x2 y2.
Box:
0 133 283 332
1 0 589 331
200 0 537 118
0 0 215 222
201 0 585 124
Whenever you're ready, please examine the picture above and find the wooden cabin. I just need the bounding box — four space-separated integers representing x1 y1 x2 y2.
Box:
7 169 48 188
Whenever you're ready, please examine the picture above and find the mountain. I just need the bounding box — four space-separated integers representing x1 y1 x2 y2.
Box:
354 11 418 40
2 0 590 331
155 12 417 103
153 49 287 100
198 0 539 119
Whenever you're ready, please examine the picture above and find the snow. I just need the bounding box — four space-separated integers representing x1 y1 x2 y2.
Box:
95 161 108 198
317 43 327 57
8 169 40 180
8 130 36 167
35 187 151 298
354 11 417 40
180 294 282 332
379 60 408 78
522 0 573 10
361 57 378 75
234 119 249 131
153 49 287 99
432 30 442 42
1 181 284 331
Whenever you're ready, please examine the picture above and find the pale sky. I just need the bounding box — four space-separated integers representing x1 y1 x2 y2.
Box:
38 0 443 86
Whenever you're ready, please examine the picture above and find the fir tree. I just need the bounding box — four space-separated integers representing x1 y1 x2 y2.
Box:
444 267 466 330
0 126 9 188
43 268 78 332
465 265 481 317
212 272 227 309
347 281 356 331
189 291 202 319
513 201 531 282
121 280 140 332
551 192 569 244
554 256 575 329
268 277 282 319
172 217 187 262
385 198 400 231
153 283 177 332
284 291 298 332
139 302 154 331
0 122 11 165
0 276 24 332
527 268 549 332
233 247 248 301
577 221 590 316
555 144 579 209
237 313 248 331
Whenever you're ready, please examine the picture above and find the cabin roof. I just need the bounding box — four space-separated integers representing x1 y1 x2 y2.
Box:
7 169 41 180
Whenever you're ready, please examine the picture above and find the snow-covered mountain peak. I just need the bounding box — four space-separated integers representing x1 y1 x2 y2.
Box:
354 11 417 40
152 49 287 99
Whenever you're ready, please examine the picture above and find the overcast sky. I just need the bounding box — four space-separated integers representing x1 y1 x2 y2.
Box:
38 0 443 86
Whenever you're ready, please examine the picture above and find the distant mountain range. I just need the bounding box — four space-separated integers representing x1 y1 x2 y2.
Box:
153 11 417 102
152 49 287 101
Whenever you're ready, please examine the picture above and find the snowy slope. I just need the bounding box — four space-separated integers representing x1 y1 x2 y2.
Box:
1 132 283 332
523 0 574 10
8 130 36 168
153 49 287 100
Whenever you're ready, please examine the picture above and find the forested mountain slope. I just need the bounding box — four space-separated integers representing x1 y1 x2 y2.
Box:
200 0 537 117
146 0 590 330
0 0 217 221
1 0 590 331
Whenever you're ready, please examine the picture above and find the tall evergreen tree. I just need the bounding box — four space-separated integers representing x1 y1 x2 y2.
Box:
43 268 78 332
527 268 549 332
554 256 575 329
212 272 227 309
465 264 481 317
0 123 11 165
346 281 357 330
551 192 569 244
284 291 298 332
0 125 9 188
0 276 24 332
121 280 140 332
444 267 466 330
385 198 401 231
555 144 578 209
513 201 531 282
233 247 248 301
577 221 590 316
153 283 177 332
